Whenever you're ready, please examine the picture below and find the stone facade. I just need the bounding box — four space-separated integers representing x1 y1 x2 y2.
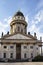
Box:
0 43 40 60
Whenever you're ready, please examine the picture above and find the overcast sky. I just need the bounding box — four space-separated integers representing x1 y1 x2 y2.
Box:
0 0 43 41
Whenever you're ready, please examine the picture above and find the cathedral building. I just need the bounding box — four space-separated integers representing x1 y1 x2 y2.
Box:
0 11 42 62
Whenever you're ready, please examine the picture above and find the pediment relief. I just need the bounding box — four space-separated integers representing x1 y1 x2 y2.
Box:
5 34 32 40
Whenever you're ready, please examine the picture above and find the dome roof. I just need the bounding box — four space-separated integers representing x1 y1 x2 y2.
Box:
14 11 24 17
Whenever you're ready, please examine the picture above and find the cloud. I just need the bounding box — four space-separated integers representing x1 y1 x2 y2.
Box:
32 10 43 25
25 8 43 48
0 16 12 38
36 0 43 11
4 16 12 25
27 9 43 41
25 15 29 23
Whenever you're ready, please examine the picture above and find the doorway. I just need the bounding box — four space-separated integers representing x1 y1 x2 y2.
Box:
16 44 21 59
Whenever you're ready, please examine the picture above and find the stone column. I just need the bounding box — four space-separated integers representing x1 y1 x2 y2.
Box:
39 45 42 56
41 45 42 56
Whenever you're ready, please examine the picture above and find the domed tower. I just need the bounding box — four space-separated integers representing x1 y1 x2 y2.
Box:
10 11 27 34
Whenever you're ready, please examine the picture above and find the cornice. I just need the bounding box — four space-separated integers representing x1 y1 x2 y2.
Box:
1 32 37 40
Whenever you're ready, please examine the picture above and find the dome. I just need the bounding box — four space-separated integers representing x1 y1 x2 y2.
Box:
14 11 24 17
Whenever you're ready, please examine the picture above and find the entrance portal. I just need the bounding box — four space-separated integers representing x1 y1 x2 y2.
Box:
16 44 21 59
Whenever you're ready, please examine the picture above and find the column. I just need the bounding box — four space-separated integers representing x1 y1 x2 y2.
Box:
39 45 42 56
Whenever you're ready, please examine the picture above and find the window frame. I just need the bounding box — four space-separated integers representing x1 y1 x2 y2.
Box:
10 53 13 58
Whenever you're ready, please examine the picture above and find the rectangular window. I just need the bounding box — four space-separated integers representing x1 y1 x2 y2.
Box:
3 53 6 58
10 53 13 58
10 46 14 48
24 53 26 58
24 46 27 49
31 53 33 58
36 48 38 50
30 46 33 49
4 46 7 48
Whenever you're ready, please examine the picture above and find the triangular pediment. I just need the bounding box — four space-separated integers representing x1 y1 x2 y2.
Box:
5 33 32 40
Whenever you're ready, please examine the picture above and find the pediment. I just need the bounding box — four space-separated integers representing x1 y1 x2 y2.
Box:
5 33 32 40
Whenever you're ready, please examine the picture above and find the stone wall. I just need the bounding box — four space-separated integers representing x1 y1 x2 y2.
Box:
0 44 16 59
0 43 40 60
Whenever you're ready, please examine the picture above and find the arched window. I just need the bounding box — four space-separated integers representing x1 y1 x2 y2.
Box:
18 26 20 31
21 29 23 33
